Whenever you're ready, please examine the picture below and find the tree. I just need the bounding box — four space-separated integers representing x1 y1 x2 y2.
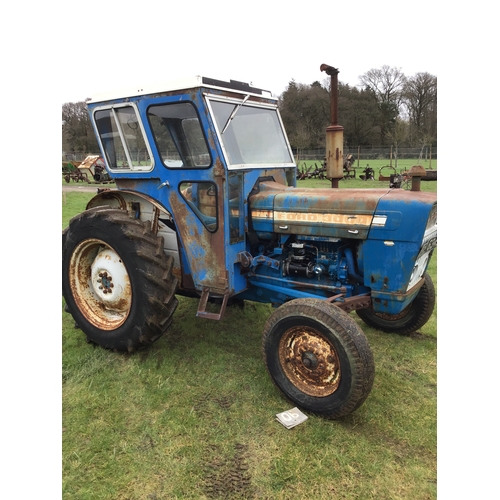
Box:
385 118 409 168
359 65 406 106
359 66 406 144
62 100 99 154
402 72 437 147
338 84 381 147
278 80 330 152
280 77 394 151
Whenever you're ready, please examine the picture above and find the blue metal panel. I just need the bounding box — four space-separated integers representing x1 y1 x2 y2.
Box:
359 190 436 313
359 239 421 293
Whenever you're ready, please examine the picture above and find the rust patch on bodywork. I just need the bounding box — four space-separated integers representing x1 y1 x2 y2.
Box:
251 181 385 239
169 181 228 295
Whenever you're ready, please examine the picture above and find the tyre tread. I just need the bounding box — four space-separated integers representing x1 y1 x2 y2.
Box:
63 207 178 351
262 298 374 419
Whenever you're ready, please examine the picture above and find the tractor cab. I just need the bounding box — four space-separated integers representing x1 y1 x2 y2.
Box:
87 77 297 317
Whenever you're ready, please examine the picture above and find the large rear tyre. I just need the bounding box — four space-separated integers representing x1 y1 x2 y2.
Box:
262 299 375 419
356 272 435 335
62 207 178 352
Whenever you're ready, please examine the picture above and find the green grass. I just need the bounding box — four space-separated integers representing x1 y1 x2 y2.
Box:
62 172 437 499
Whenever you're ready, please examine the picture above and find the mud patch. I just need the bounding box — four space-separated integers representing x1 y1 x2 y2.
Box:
409 331 437 341
192 392 236 417
202 443 253 499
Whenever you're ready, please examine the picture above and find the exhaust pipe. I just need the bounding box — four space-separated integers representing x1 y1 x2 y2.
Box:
320 64 344 188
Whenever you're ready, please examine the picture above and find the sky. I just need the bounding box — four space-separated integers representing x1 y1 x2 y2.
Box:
59 1 441 104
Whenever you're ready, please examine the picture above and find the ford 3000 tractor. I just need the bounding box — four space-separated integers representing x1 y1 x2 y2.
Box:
62 65 437 418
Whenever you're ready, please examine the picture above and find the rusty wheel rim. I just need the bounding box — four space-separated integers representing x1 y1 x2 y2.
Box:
278 325 341 397
69 239 132 330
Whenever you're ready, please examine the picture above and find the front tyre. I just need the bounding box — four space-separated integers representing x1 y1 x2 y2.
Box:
62 207 178 352
262 299 375 419
356 272 436 335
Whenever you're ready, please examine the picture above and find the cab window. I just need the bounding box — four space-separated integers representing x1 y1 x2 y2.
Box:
179 182 218 232
147 103 211 168
93 105 152 171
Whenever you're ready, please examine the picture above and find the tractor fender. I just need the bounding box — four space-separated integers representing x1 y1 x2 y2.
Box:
86 189 181 274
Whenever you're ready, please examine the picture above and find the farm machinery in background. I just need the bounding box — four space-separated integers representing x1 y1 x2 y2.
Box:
297 157 437 188
62 160 86 183
62 155 112 184
296 154 355 180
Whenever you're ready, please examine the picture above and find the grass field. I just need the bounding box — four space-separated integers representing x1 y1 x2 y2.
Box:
62 169 437 499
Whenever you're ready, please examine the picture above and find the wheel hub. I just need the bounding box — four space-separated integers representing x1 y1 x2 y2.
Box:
69 239 132 330
279 326 341 397
98 272 113 293
301 351 319 369
90 247 130 310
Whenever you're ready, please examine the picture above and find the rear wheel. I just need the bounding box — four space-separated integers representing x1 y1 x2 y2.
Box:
356 272 435 335
262 299 374 419
62 207 178 351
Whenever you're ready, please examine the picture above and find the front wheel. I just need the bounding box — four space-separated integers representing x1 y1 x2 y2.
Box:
356 272 436 335
262 299 375 419
62 207 178 352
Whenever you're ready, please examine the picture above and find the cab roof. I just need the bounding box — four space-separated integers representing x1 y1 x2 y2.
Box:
88 76 274 104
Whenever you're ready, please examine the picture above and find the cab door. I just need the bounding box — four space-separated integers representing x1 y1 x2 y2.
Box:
144 96 232 318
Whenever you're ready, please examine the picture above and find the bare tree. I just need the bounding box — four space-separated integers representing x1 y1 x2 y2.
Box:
385 118 409 168
62 100 99 154
359 65 406 107
402 72 437 146
359 66 407 144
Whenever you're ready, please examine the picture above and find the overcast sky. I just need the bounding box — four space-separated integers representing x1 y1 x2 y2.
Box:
60 0 441 104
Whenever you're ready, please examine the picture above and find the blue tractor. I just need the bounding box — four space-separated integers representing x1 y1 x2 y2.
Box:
62 66 437 419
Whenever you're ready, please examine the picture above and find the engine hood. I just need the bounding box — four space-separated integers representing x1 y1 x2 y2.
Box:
249 181 435 240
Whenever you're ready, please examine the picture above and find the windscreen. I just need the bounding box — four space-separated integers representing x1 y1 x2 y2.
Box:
210 99 293 168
